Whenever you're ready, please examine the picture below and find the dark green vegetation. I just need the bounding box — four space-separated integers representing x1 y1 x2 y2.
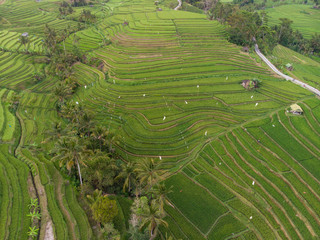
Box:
265 4 320 39
0 0 320 239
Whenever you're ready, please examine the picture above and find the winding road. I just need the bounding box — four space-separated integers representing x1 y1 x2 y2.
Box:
174 0 182 10
255 44 320 96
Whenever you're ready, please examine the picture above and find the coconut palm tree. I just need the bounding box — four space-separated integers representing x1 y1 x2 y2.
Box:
54 81 73 104
150 183 173 214
91 125 109 151
140 201 168 240
51 136 88 185
135 158 166 191
77 110 95 138
116 160 137 193
84 150 118 191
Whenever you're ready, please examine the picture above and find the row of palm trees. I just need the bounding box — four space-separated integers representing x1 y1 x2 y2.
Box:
49 123 172 239
47 95 172 238
44 22 173 238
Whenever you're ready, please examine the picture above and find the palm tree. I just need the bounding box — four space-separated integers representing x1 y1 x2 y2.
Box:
91 125 109 151
140 201 168 240
59 100 82 123
116 160 136 193
54 81 73 104
77 110 95 138
86 188 103 205
61 28 68 56
150 183 173 214
135 158 166 191
44 24 57 55
84 150 118 190
51 136 87 185
20 35 29 52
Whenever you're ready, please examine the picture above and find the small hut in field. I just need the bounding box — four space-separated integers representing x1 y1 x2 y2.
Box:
242 79 258 90
242 46 249 52
290 104 303 115
285 63 293 71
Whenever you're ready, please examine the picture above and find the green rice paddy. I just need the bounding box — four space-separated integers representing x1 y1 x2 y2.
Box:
0 0 319 239
265 4 320 39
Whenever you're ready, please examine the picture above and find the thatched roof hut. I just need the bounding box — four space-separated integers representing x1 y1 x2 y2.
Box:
290 104 303 115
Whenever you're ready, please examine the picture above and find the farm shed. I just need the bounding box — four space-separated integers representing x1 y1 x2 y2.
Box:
290 104 303 115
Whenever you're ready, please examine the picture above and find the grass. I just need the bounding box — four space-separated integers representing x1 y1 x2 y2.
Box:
165 173 228 234
265 4 320 39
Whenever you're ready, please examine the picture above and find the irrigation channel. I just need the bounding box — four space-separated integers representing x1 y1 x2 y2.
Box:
255 44 320 96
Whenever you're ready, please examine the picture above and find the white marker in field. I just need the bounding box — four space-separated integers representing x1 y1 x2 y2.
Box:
272 124 275 127
249 216 252 220
251 95 253 98
226 76 228 80
163 116 166 121
197 85 199 88
255 103 258 107
205 131 207 136
159 156 162 160
185 100 188 104
76 101 79 104
85 85 87 89
252 181 255 186
143 94 146 97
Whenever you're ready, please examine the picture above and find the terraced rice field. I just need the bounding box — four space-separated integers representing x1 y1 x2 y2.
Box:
265 4 320 39
270 45 320 89
0 0 319 238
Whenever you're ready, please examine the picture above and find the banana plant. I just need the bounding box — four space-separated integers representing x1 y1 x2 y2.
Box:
28 226 39 239
27 210 41 221
28 198 39 210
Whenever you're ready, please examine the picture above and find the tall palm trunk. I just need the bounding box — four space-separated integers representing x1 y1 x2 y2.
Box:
150 223 157 240
76 158 83 185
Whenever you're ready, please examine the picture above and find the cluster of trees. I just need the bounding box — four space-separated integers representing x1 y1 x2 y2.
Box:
273 18 320 55
187 0 320 56
59 1 74 16
43 24 86 80
70 0 88 7
47 45 171 238
40 18 173 238
48 104 172 238
79 9 97 24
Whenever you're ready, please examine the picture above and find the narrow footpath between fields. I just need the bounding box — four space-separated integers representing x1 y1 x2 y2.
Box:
174 0 182 10
255 44 320 96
